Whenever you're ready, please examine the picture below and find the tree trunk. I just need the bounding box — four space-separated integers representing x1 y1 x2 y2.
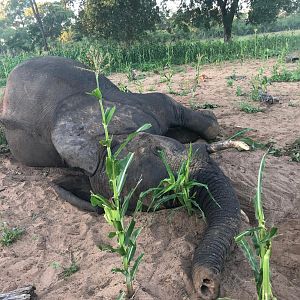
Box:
29 0 49 51
223 20 233 42
218 0 239 42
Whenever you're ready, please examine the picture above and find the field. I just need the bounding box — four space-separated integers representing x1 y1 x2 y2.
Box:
0 55 299 299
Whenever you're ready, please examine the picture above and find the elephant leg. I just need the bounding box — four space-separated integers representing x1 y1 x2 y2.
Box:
53 174 103 214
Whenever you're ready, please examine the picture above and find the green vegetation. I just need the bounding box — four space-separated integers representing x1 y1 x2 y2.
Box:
239 102 264 113
61 261 80 278
1 31 300 87
250 68 270 101
89 78 150 298
271 62 300 82
287 138 300 162
0 223 24 246
141 145 217 218
235 152 277 300
236 85 246 96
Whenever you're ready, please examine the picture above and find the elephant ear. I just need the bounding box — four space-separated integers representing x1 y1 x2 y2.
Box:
51 94 104 175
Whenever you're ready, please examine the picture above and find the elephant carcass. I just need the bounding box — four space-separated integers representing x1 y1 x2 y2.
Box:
1 56 241 300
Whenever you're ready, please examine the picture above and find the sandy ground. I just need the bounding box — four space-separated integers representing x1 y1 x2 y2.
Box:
0 58 299 300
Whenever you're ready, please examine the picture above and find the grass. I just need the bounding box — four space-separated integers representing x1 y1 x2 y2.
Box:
286 138 300 162
1 30 300 84
235 152 277 300
0 223 25 246
61 261 80 278
239 102 264 113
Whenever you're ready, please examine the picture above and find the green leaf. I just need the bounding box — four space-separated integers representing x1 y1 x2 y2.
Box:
127 243 137 264
90 193 112 209
115 123 152 157
116 153 134 194
255 151 268 223
112 268 126 275
236 237 260 281
227 128 253 141
131 227 142 243
125 219 136 245
158 150 175 180
105 106 116 124
130 253 144 279
105 156 114 180
108 231 117 239
121 178 142 217
260 227 278 244
98 243 116 252
235 227 262 242
88 88 102 99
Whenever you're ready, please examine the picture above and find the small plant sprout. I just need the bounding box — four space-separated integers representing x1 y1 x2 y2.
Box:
239 102 264 113
236 85 246 96
227 78 234 87
0 223 24 246
61 261 80 278
235 152 277 300
89 75 151 298
195 53 204 85
141 144 218 218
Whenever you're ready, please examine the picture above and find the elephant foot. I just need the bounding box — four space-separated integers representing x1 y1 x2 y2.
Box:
192 267 220 300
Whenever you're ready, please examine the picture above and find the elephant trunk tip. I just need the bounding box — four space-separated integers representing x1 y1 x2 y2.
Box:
192 266 220 300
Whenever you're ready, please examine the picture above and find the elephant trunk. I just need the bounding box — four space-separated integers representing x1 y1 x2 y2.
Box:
192 161 241 299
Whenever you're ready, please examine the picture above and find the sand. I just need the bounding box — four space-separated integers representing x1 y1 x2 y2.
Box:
0 58 299 300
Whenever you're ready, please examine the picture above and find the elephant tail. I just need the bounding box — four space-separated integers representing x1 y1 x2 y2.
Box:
192 161 241 300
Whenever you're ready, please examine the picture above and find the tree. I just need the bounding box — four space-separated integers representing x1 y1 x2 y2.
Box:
27 2 74 46
176 0 241 42
248 0 300 25
0 1 74 52
175 0 300 42
79 0 160 43
29 0 49 50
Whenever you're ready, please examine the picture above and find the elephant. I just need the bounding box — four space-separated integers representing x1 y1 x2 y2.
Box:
1 56 241 300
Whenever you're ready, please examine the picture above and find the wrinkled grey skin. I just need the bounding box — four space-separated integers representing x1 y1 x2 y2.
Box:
1 57 240 300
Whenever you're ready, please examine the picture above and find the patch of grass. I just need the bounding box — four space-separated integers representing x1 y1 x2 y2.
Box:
235 151 277 300
227 78 234 87
271 63 300 82
236 85 246 96
286 138 300 162
239 102 264 113
61 261 80 278
0 223 25 246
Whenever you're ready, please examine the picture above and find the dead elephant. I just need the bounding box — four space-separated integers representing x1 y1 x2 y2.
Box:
1 56 241 300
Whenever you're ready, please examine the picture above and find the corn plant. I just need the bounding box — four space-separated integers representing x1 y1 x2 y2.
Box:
89 76 151 298
235 152 277 300
141 145 218 217
250 68 270 101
